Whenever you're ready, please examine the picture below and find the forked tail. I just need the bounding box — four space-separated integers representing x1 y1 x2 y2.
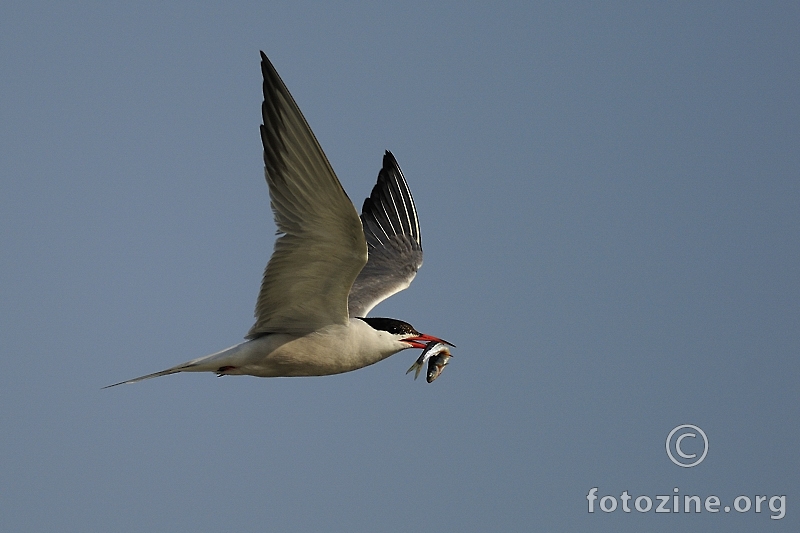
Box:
103 363 198 388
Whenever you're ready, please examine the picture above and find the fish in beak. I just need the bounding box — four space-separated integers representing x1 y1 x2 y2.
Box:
406 341 453 383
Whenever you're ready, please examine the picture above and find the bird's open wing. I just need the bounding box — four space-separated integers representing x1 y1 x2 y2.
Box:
348 152 423 318
247 52 367 338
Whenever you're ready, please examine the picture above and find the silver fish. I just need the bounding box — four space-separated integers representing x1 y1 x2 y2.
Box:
425 350 452 383
406 341 452 382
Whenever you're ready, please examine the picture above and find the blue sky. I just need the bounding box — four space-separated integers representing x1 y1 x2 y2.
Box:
1 2 798 531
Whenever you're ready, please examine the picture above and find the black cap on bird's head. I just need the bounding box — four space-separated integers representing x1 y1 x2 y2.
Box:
357 317 454 349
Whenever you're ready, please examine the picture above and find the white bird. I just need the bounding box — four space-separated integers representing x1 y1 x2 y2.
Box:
106 52 452 388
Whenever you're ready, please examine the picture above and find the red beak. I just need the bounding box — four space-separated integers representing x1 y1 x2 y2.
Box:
404 334 456 350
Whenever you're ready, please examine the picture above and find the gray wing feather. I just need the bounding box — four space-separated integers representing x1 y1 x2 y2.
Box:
348 152 423 317
247 52 367 337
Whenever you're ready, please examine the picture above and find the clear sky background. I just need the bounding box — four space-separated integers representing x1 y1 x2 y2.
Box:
1 2 798 532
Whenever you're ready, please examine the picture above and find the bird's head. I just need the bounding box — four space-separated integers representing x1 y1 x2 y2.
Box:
357 317 454 349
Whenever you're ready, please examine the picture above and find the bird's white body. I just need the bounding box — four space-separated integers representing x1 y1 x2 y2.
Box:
175 319 407 378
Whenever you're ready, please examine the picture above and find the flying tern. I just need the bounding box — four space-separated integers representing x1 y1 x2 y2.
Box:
106 52 452 387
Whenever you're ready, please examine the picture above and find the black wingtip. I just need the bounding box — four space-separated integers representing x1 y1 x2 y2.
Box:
383 150 398 168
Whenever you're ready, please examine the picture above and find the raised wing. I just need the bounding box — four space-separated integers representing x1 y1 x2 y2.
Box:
348 152 423 317
247 52 367 338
